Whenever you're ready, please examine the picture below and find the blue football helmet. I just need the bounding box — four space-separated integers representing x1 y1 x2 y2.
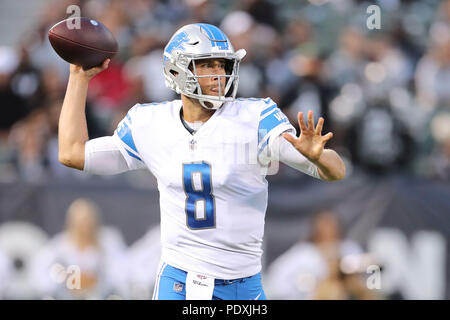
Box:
163 23 246 109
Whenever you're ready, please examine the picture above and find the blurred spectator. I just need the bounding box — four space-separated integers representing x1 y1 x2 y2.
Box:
23 0 75 79
313 253 379 300
0 222 49 299
281 52 331 137
276 19 330 135
9 109 50 182
0 47 27 133
427 138 450 180
182 0 220 26
323 27 367 89
264 210 374 300
0 47 24 181
415 35 450 110
425 112 450 180
9 45 44 114
237 0 279 29
221 11 265 98
30 198 129 299
414 0 450 111
124 47 175 104
365 35 413 89
87 59 133 132
123 0 172 37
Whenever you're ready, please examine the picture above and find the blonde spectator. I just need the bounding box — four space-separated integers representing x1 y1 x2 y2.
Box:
30 198 129 299
265 210 366 300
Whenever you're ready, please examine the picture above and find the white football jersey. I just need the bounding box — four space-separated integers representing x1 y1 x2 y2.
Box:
112 97 298 279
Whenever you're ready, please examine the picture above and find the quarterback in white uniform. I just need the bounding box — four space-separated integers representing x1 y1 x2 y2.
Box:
58 23 345 300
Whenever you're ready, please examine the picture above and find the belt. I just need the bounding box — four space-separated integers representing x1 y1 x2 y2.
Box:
214 276 249 285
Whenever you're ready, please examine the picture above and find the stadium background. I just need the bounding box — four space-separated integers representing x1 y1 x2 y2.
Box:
0 0 448 299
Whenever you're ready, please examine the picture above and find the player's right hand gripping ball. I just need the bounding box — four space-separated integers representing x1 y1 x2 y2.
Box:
48 17 118 70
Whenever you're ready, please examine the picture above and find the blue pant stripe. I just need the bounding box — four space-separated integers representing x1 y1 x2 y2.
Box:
152 262 167 300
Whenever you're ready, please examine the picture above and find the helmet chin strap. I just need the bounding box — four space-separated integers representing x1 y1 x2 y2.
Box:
193 81 230 110
183 94 224 110
196 76 234 110
199 98 224 109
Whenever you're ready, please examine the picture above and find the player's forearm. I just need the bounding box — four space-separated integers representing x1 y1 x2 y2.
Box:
272 137 322 179
58 73 90 170
313 149 346 181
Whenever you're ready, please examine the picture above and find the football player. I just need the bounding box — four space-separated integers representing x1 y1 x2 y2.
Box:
58 23 345 300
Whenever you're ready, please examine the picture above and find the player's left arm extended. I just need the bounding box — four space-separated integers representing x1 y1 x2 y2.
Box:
282 110 345 182
310 148 345 181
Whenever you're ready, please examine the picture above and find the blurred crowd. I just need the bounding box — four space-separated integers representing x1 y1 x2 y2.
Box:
0 198 381 300
0 0 449 183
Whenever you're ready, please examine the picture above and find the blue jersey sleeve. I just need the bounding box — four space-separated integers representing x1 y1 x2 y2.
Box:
257 98 296 162
112 104 145 169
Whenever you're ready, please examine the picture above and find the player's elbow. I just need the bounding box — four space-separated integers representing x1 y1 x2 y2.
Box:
332 162 346 181
335 165 346 181
322 173 344 182
58 151 84 171
319 162 346 182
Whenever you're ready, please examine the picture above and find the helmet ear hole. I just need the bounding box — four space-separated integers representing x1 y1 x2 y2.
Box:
225 60 233 75
226 82 234 97
188 61 194 72
170 70 178 76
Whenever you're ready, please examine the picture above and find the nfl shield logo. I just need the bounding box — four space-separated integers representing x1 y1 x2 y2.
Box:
189 139 197 150
173 282 183 293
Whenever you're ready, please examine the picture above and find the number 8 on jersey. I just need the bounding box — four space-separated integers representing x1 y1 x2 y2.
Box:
183 162 216 230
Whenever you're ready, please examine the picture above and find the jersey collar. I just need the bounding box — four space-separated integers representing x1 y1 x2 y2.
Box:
177 100 224 138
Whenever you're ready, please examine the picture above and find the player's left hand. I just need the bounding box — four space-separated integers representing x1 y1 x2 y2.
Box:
282 111 333 162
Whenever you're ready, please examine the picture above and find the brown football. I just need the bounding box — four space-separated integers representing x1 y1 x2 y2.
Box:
48 17 118 70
